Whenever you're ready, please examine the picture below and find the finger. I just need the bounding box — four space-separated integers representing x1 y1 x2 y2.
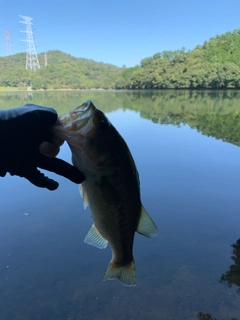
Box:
50 135 64 147
55 119 62 126
37 155 85 183
39 142 60 158
24 168 59 191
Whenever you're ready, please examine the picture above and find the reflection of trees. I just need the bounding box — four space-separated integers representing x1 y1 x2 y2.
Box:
2 90 240 146
0 91 124 113
220 239 240 294
199 239 240 320
197 312 237 320
197 313 215 320
134 90 240 147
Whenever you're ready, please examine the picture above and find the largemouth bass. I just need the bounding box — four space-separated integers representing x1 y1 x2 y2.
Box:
55 100 158 286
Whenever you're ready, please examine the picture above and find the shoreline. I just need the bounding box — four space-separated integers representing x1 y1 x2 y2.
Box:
0 88 115 92
1 88 240 92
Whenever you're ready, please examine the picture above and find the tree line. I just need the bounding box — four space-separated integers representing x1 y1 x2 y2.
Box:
116 29 240 89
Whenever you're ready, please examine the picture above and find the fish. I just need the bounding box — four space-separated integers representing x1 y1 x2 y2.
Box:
54 100 158 286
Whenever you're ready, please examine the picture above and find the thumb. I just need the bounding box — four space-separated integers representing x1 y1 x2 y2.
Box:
0 169 7 177
24 168 59 191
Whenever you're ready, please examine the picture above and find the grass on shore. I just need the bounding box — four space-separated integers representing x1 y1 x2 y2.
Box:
0 87 27 91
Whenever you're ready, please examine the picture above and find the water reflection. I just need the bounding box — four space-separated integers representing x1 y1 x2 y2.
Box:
1 90 240 146
220 239 240 295
197 237 240 320
197 312 238 320
1 90 240 319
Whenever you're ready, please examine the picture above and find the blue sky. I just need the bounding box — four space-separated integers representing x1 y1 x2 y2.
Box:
0 0 240 67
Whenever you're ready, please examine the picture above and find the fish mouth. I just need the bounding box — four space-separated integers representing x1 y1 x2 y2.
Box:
57 100 96 132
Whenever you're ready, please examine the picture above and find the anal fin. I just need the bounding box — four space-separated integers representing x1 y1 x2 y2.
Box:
84 224 108 249
137 206 158 238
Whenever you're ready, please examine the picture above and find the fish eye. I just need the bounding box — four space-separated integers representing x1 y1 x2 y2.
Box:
99 119 109 131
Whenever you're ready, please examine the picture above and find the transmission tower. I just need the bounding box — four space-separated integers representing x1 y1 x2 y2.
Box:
4 30 12 56
44 52 47 67
19 15 40 72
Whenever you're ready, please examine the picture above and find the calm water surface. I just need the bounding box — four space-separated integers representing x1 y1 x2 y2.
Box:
0 90 240 320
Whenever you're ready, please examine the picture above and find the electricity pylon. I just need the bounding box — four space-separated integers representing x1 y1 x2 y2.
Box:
19 15 40 72
4 30 12 56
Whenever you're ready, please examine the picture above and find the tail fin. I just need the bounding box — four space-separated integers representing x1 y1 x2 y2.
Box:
103 260 136 287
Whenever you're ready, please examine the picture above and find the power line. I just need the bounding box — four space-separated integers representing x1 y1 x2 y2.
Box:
19 15 40 72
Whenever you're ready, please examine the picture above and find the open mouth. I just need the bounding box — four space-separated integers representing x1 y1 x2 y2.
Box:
57 100 96 132
59 101 95 122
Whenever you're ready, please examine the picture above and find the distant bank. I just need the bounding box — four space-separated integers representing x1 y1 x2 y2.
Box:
1 29 240 90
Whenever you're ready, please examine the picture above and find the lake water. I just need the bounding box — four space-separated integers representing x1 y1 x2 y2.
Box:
0 90 240 320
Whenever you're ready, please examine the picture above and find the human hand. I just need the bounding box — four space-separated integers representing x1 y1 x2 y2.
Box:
0 104 85 190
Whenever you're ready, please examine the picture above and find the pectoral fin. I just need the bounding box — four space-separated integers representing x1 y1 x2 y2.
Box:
137 206 158 238
79 184 89 209
84 224 108 249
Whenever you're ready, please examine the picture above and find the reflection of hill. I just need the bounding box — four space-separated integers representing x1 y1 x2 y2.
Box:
128 91 240 146
0 91 123 114
1 90 240 146
124 90 240 147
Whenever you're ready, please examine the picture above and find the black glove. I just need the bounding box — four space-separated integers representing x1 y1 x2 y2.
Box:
0 104 85 190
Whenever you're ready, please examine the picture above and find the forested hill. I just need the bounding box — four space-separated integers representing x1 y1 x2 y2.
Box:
1 29 240 90
118 29 240 89
0 50 122 89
